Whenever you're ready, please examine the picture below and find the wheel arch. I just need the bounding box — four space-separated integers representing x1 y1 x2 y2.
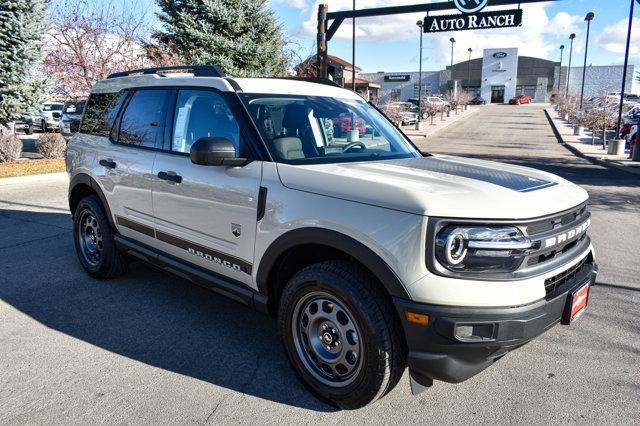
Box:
256 228 411 317
68 173 115 229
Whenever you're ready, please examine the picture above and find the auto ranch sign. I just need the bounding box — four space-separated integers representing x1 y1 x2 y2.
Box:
424 0 523 33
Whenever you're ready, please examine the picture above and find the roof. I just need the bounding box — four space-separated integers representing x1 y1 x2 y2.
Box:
92 73 362 100
345 77 380 88
327 55 361 72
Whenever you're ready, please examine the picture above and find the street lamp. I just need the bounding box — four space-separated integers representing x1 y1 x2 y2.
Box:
616 0 635 138
558 45 565 92
566 33 575 96
416 20 424 125
579 12 595 109
467 48 472 95
449 37 456 98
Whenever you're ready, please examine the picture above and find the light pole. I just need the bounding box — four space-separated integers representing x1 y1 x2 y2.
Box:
351 0 356 92
416 20 424 125
467 48 472 95
558 45 564 92
566 33 575 96
449 37 456 98
616 0 635 138
579 12 595 110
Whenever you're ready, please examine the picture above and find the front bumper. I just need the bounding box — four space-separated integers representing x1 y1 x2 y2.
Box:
394 257 597 387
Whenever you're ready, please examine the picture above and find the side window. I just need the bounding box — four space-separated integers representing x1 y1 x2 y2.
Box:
171 89 241 154
79 91 127 136
118 89 170 148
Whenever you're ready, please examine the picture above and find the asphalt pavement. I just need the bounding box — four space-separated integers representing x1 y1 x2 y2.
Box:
0 104 638 424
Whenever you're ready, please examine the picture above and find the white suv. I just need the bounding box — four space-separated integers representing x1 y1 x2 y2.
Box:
67 65 597 409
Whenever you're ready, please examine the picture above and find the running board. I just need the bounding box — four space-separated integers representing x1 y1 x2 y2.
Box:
114 235 269 314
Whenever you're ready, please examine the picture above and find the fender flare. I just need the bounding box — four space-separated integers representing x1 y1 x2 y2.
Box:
68 173 116 229
256 227 411 299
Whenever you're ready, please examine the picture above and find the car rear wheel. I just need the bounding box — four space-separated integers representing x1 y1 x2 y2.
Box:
73 195 127 279
278 260 406 409
26 125 33 135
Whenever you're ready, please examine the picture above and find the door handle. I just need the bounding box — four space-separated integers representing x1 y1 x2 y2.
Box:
157 171 183 183
99 159 117 169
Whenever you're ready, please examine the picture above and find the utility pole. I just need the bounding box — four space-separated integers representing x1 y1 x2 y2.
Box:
449 37 456 99
416 20 424 126
316 4 328 79
558 45 564 92
467 48 472 94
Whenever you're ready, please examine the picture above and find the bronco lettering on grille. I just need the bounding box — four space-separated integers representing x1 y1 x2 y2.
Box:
543 218 591 249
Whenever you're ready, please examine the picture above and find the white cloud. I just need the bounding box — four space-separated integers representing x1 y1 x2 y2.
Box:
596 17 640 59
270 0 308 9
295 2 584 66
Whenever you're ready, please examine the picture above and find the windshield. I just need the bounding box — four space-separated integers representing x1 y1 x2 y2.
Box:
240 94 420 164
64 100 86 114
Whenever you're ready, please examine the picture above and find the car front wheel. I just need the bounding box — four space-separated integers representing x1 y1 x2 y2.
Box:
278 260 406 409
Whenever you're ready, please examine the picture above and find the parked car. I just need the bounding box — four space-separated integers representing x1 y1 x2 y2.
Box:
333 114 366 136
469 95 486 105
509 94 532 105
67 65 597 409
620 122 633 138
32 102 64 132
59 99 86 138
388 102 418 125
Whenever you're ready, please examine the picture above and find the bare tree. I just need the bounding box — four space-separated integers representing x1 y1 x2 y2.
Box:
43 0 153 98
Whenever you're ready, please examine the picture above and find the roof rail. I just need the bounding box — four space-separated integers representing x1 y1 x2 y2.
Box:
107 65 225 79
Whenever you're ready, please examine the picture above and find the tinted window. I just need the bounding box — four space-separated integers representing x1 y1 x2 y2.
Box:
118 89 170 148
171 89 240 154
79 92 127 136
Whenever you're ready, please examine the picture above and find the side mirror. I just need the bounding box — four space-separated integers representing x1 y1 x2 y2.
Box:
189 137 250 167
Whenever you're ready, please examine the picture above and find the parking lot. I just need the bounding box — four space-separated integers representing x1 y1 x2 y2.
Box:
0 104 639 424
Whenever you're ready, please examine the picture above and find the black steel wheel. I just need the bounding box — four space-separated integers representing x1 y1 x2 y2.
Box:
278 260 406 409
73 195 127 279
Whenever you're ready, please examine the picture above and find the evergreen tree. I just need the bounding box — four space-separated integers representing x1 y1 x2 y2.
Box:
0 0 49 126
156 0 288 77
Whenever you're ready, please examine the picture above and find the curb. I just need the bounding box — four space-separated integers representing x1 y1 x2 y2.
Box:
543 109 640 176
0 172 68 186
407 107 481 139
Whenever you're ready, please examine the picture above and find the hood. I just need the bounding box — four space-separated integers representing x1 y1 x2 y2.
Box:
276 155 588 219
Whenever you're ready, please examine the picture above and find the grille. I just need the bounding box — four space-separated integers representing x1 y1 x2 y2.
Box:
527 232 588 266
544 255 590 296
526 204 587 235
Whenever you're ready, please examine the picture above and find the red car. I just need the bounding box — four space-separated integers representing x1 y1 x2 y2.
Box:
509 94 532 105
333 115 366 135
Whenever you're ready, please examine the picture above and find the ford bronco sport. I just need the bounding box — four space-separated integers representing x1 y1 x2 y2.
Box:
67 65 597 409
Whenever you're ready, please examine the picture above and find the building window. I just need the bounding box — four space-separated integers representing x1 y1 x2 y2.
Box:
516 85 536 98
413 83 432 97
390 89 401 101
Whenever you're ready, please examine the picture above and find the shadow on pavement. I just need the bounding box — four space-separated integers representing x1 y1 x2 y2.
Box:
0 209 335 412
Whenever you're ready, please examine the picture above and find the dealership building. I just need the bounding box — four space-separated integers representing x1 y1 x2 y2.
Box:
359 47 639 104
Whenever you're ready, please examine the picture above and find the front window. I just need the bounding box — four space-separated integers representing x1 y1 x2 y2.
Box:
42 103 63 111
241 94 420 164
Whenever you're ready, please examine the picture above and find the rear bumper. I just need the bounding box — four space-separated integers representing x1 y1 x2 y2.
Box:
394 258 597 386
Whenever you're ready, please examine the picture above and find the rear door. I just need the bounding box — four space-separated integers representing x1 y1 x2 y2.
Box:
151 88 262 286
96 88 171 245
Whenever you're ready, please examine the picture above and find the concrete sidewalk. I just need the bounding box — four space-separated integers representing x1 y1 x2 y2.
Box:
403 105 480 140
545 108 640 176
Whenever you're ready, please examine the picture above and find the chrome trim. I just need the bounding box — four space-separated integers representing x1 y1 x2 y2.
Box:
467 240 533 250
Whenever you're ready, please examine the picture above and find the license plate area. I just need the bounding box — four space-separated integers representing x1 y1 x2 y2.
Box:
561 281 590 325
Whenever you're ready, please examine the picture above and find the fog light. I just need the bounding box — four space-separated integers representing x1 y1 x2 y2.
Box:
455 323 495 341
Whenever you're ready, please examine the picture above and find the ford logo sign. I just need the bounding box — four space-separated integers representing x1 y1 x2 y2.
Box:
453 0 488 14
493 52 508 59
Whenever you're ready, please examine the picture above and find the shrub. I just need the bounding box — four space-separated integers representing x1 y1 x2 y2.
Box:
0 134 23 163
37 133 67 158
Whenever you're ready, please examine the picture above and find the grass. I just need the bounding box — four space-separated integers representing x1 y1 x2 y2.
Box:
0 158 66 179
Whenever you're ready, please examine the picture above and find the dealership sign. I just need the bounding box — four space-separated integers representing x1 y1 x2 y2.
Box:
454 0 488 14
424 9 523 33
384 75 411 82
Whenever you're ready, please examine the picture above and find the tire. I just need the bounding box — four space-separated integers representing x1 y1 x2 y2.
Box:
278 260 406 409
73 195 127 279
41 120 47 132
26 125 33 135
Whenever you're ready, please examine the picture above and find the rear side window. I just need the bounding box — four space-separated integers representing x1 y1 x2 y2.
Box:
117 89 170 148
79 92 127 136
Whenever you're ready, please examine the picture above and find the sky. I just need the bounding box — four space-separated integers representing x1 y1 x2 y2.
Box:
102 0 639 73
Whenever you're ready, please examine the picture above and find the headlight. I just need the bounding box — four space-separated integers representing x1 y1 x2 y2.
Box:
435 226 533 273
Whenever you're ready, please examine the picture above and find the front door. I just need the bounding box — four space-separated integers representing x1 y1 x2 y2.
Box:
151 89 261 286
491 86 505 103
